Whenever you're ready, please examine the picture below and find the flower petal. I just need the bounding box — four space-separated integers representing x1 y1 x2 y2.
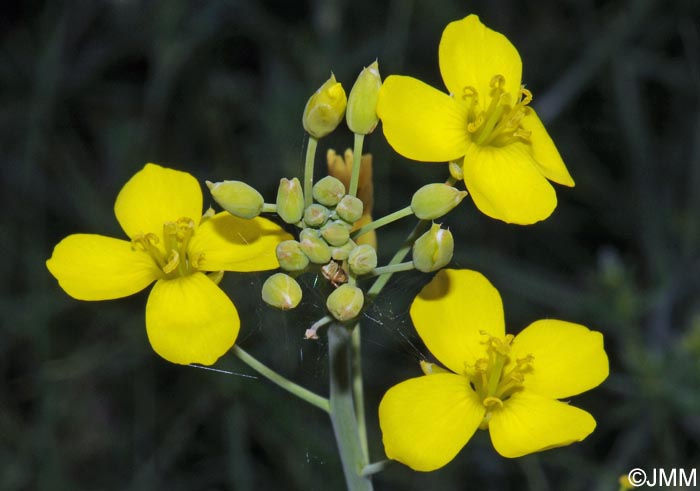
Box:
410 269 505 375
439 15 522 105
489 392 596 458
509 319 609 399
115 163 203 239
146 272 239 365
379 373 484 471
521 109 574 186
46 234 160 300
377 75 470 162
189 213 292 272
462 141 557 224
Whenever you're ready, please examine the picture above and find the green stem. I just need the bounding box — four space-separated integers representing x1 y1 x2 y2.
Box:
351 205 413 239
349 133 365 197
370 261 415 277
233 346 330 413
304 136 319 208
328 324 373 491
261 203 277 213
362 460 392 477
351 323 369 462
368 219 430 298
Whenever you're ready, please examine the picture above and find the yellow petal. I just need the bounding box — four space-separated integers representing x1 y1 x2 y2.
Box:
379 373 484 471
189 212 292 272
439 14 522 106
410 269 505 375
489 392 596 458
462 141 557 224
115 163 203 239
377 75 470 162
146 272 239 365
46 234 160 300
509 319 609 399
521 109 575 186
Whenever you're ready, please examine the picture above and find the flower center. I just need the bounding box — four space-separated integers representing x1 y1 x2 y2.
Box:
461 75 533 147
469 332 534 429
131 217 203 278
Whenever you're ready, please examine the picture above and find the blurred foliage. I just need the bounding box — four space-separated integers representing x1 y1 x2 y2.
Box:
2 0 700 489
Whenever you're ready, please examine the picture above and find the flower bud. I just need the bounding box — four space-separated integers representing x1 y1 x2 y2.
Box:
331 240 356 261
303 73 347 139
304 203 330 228
262 273 303 310
326 284 364 321
449 160 464 181
312 176 346 206
412 223 454 273
411 184 467 220
206 180 264 219
276 178 304 224
346 60 382 134
348 244 377 275
299 228 332 264
321 220 351 247
335 195 364 224
276 240 310 271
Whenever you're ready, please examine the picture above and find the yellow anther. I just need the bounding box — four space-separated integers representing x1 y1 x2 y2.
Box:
483 396 504 409
519 87 533 106
162 250 180 274
490 74 506 89
461 85 479 102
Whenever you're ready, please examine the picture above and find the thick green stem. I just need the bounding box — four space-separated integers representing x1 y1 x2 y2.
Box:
351 205 413 239
261 203 277 213
351 323 369 462
233 346 329 413
328 324 373 491
304 136 319 208
370 261 415 277
349 133 365 197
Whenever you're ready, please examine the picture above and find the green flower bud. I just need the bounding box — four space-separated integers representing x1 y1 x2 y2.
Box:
303 73 347 139
331 240 356 261
262 273 303 310
335 195 364 224
411 183 467 220
321 220 351 247
348 244 377 275
300 229 332 264
312 176 346 206
304 203 330 228
412 223 454 273
206 180 264 219
326 284 364 321
276 240 310 271
346 60 382 135
276 177 304 224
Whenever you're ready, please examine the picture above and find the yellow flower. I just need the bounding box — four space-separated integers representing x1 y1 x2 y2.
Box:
378 269 608 471
377 15 574 225
46 163 291 365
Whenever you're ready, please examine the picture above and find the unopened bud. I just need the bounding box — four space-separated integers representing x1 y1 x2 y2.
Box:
304 203 330 228
412 223 454 272
299 228 332 264
276 178 304 224
262 273 303 310
449 159 464 181
321 220 350 247
303 73 347 139
335 195 364 223
346 60 382 134
276 240 309 271
207 180 264 219
348 244 377 275
411 184 467 220
313 176 346 206
326 284 364 321
331 240 356 261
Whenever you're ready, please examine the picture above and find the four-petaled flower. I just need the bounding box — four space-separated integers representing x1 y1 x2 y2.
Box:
379 269 608 471
46 163 291 365
377 15 575 225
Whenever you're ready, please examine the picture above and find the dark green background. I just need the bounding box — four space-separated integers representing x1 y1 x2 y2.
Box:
3 0 699 489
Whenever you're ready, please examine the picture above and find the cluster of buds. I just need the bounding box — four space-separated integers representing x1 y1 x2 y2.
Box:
207 59 464 327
